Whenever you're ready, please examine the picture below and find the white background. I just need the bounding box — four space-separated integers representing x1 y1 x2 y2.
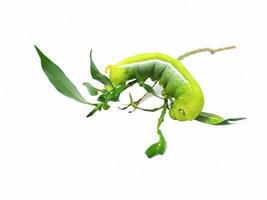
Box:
0 0 267 199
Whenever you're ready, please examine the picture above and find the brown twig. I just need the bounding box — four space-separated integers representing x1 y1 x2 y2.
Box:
177 45 236 60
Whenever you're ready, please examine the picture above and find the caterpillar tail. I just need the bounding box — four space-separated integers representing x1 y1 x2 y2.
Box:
104 64 127 90
104 65 113 91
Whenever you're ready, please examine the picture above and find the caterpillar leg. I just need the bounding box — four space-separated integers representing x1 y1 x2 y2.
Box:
177 45 236 60
145 99 168 158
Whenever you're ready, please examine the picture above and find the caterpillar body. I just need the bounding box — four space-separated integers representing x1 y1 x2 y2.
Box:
106 53 204 121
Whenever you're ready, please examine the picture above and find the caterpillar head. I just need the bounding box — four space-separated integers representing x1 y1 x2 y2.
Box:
169 93 204 121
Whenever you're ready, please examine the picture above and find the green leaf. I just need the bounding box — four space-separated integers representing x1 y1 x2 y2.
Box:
215 117 246 125
90 50 113 88
102 102 110 110
145 130 166 158
129 93 138 109
86 107 99 118
35 45 88 104
83 82 98 96
96 86 124 103
195 112 246 125
86 104 102 117
143 83 163 99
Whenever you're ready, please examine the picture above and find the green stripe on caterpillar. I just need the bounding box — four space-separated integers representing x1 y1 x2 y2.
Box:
35 45 245 158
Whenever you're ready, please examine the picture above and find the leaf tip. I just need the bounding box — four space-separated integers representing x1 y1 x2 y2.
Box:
145 152 153 159
217 117 246 125
89 49 93 58
34 45 42 56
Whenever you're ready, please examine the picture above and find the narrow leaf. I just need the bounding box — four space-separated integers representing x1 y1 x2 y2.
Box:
215 117 246 125
35 45 87 104
86 107 99 118
143 83 163 99
195 112 246 125
90 50 113 87
129 93 138 109
86 104 102 117
83 82 98 96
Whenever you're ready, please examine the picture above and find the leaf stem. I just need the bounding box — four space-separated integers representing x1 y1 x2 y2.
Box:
157 99 168 130
145 99 168 158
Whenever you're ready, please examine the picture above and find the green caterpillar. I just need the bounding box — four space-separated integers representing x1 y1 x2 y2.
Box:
35 45 245 158
106 52 204 121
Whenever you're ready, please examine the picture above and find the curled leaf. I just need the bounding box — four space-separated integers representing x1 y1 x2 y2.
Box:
196 112 246 125
35 45 88 104
145 130 166 158
146 102 167 158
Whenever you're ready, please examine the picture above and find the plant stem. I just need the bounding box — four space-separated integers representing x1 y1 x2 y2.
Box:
144 99 168 158
157 99 168 130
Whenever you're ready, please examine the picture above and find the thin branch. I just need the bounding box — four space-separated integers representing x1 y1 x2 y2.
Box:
177 45 236 60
